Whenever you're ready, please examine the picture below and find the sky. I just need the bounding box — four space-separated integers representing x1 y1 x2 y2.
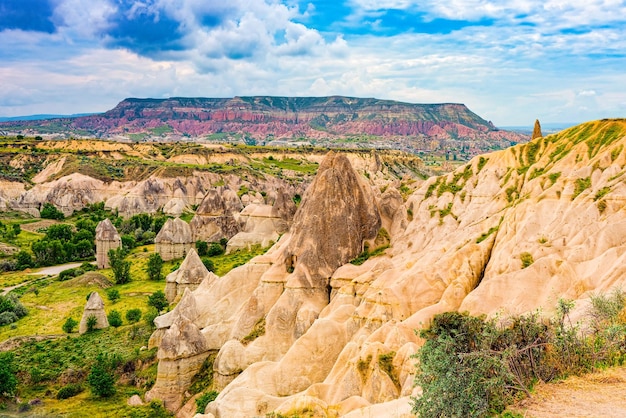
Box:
0 1 625 126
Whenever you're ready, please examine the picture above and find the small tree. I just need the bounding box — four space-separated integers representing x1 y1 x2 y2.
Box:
15 250 34 270
86 314 98 332
196 240 208 256
107 310 122 328
0 352 18 396
125 309 142 324
106 288 120 304
108 247 131 285
62 317 78 333
147 253 164 281
87 353 116 398
148 290 168 313
202 258 215 272
40 202 65 220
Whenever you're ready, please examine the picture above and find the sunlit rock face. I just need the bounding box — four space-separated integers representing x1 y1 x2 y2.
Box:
153 120 626 417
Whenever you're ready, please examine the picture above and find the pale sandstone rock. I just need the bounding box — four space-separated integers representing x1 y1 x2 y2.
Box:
226 204 287 253
190 187 242 242
155 218 193 261
127 394 143 406
165 248 215 302
79 292 109 334
95 218 121 269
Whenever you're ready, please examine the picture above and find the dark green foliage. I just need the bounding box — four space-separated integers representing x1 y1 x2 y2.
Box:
196 240 208 256
87 353 117 397
15 250 35 270
31 220 95 266
106 288 120 303
202 258 215 272
108 310 123 328
0 352 17 396
147 253 164 281
207 242 225 256
58 267 84 281
477 156 488 172
144 307 159 329
196 391 219 413
109 247 131 284
86 314 98 332
0 293 27 326
40 202 65 220
126 309 142 324
147 291 168 313
56 383 84 400
62 317 78 333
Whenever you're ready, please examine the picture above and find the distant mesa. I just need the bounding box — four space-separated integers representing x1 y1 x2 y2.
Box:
0 96 528 157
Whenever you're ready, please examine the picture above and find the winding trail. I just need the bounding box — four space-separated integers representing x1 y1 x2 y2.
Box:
1 262 83 296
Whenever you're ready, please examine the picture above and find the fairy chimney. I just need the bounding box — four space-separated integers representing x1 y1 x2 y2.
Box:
95 218 121 269
164 248 217 302
79 292 109 334
155 218 193 261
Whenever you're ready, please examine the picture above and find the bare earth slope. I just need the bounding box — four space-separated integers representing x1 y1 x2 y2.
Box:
146 118 626 417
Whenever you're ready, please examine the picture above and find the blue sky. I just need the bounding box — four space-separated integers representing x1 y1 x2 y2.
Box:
0 0 625 125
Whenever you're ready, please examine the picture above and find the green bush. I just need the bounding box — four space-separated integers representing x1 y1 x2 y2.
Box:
0 293 27 326
147 290 168 313
40 202 65 220
56 383 84 400
108 310 123 328
109 247 131 284
207 242 225 256
196 240 208 256
106 288 120 303
126 309 142 324
0 352 17 396
87 353 117 398
202 258 215 272
196 390 219 413
147 253 164 281
86 314 98 332
62 317 78 333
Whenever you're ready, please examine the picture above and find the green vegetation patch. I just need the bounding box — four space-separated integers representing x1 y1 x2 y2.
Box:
572 177 592 200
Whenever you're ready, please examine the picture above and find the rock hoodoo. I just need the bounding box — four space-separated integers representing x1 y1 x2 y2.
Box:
95 218 121 269
155 218 193 261
79 292 109 334
164 248 216 303
225 204 288 253
189 187 243 243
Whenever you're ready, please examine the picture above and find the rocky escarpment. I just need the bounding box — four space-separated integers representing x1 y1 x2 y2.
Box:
0 96 527 156
146 119 626 417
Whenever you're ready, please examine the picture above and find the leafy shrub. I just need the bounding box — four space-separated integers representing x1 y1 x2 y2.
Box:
106 288 120 303
109 247 131 284
87 353 116 397
196 390 219 413
520 252 534 269
147 290 168 313
86 314 98 332
144 307 159 329
108 310 123 328
56 383 84 400
202 258 215 272
40 202 65 220
196 240 208 256
126 309 142 324
147 253 164 281
207 242 225 256
15 250 34 270
0 311 18 326
62 317 78 333
0 352 17 396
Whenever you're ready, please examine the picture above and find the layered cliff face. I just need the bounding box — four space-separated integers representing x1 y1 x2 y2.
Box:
0 96 527 156
148 119 626 417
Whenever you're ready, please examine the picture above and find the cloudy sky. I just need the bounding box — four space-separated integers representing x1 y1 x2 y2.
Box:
1 0 625 125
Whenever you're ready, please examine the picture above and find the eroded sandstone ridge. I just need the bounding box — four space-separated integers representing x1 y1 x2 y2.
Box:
147 119 626 417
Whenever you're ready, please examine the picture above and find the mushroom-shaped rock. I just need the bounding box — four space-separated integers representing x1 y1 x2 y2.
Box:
155 218 193 261
145 315 210 411
190 187 243 242
95 218 121 269
79 292 109 334
164 248 215 302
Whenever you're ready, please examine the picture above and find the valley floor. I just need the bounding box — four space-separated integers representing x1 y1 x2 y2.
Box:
509 367 626 417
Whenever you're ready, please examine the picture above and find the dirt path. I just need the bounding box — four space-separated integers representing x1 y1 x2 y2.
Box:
1 262 84 295
509 367 626 417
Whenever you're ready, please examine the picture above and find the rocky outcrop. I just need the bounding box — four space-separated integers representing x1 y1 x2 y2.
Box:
226 204 288 253
144 119 626 417
79 292 109 334
164 248 216 303
95 218 121 269
155 218 193 261
189 187 243 242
